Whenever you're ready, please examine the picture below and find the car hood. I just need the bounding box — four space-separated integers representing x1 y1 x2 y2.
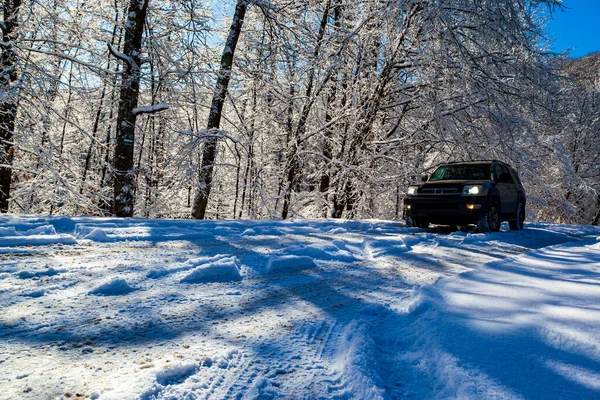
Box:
420 180 491 189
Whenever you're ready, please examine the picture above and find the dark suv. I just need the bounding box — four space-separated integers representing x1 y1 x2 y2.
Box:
403 160 526 232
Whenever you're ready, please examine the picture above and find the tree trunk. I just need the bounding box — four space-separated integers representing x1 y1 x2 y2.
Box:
0 0 22 213
112 0 149 217
593 194 600 226
192 0 248 219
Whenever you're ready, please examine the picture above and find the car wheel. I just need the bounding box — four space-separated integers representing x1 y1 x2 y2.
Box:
477 200 501 233
509 202 525 230
416 220 429 229
405 217 428 229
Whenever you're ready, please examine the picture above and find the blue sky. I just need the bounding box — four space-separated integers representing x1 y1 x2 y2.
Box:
545 0 600 57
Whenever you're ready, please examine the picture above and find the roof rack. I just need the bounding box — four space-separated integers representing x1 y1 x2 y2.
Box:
441 160 503 165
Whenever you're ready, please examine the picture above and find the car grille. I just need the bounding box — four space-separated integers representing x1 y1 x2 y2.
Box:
417 203 459 210
419 188 461 195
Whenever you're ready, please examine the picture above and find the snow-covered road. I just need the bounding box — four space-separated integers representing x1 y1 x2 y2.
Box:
0 216 599 399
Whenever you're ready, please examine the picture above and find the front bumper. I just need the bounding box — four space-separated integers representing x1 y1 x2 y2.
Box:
403 195 489 225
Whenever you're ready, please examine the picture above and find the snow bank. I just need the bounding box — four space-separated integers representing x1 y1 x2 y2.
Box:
24 225 57 235
400 237 600 398
334 322 385 399
240 228 256 236
243 226 282 236
17 267 63 279
287 243 358 263
81 228 109 241
0 221 76 247
75 225 113 241
359 303 390 316
146 268 169 279
88 278 135 296
22 289 46 298
180 257 242 283
0 234 77 247
0 226 18 236
266 255 317 273
360 237 410 259
155 362 198 385
49 216 76 233
242 376 279 399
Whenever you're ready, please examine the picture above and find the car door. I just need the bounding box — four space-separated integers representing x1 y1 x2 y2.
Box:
496 164 517 215
509 167 525 201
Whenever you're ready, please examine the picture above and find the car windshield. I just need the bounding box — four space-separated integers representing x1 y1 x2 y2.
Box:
429 163 492 181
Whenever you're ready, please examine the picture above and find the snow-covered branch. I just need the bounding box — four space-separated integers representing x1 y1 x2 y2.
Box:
108 43 134 68
132 103 169 116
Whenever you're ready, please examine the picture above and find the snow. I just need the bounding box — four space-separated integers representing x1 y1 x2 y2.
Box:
78 227 110 241
180 257 242 283
107 43 133 65
89 278 135 296
132 103 169 115
266 255 317 273
0 215 599 399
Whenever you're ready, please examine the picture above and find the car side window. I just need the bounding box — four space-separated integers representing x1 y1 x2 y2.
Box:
509 168 522 185
498 165 514 184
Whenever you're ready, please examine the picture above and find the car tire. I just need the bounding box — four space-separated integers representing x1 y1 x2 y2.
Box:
405 217 428 229
509 202 525 230
416 220 429 229
477 200 501 233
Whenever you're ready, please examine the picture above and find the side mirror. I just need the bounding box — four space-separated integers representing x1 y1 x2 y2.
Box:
421 174 429 182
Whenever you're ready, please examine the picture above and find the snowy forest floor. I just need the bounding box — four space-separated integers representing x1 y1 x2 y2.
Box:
0 216 599 399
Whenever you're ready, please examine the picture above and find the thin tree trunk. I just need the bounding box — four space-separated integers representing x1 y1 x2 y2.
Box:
0 0 22 212
593 194 600 226
281 1 331 219
239 87 255 220
232 98 248 218
192 0 248 219
81 14 121 196
318 77 338 217
99 97 115 213
111 0 150 217
275 55 295 214
318 4 342 218
232 142 242 219
58 56 77 157
238 146 252 218
49 55 78 215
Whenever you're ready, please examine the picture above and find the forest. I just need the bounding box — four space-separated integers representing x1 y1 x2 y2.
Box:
0 0 598 224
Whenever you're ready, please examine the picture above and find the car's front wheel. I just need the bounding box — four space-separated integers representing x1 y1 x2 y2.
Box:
415 219 429 228
477 200 501 233
405 216 429 229
509 202 525 230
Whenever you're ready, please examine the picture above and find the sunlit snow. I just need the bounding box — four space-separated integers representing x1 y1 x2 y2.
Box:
0 215 599 399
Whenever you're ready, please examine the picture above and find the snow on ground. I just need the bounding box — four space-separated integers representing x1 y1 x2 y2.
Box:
0 215 598 399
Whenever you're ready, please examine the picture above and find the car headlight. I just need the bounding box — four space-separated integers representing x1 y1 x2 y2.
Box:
407 186 419 196
462 185 482 195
